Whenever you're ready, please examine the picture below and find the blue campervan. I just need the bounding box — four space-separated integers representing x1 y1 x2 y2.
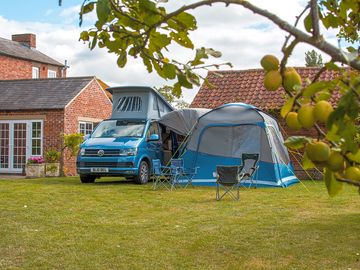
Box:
76 86 173 184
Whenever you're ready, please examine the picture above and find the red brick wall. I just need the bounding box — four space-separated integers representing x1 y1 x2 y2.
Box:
0 55 32 80
63 79 112 175
0 55 64 80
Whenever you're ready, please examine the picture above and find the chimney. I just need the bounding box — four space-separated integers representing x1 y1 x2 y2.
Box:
12 33 36 48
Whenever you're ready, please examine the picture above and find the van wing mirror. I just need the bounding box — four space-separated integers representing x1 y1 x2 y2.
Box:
83 134 90 141
148 134 159 141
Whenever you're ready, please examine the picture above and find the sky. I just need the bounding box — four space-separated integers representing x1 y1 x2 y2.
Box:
0 0 339 103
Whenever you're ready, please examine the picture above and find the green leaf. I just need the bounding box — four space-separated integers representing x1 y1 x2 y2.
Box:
280 96 295 118
324 168 343 197
142 56 153 73
205 48 222 58
90 34 98 50
163 63 176 79
149 32 171 52
173 82 182 98
304 13 312 33
284 136 311 150
139 0 158 13
96 0 110 26
173 12 197 30
79 31 89 41
324 62 340 71
302 81 330 97
315 91 332 101
82 2 95 14
170 31 194 49
347 46 356 53
346 151 360 163
301 152 315 170
117 51 127 68
177 73 193 89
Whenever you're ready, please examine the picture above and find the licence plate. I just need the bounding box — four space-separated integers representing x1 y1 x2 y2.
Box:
90 167 109 173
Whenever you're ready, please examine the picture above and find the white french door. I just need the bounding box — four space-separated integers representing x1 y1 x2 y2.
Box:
0 120 43 173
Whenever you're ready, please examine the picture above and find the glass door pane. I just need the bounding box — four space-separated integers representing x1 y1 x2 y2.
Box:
13 123 27 169
0 123 10 169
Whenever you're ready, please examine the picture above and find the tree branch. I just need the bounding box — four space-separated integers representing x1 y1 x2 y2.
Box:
160 0 359 70
310 0 320 40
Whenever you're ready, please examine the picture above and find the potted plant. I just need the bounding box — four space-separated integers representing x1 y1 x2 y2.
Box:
25 156 45 178
45 148 61 177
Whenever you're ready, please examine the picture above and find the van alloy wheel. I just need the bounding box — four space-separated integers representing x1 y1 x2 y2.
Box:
135 160 149 184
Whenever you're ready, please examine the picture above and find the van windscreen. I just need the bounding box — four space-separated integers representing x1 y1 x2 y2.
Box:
91 120 145 138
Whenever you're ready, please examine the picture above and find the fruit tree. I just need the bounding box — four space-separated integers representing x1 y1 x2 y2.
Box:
74 0 359 195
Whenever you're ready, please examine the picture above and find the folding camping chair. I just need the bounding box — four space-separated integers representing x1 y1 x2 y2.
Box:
170 158 198 189
215 165 242 200
152 159 172 190
239 153 259 188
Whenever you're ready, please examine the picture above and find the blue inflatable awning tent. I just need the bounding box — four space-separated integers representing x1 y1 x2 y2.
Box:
159 103 299 187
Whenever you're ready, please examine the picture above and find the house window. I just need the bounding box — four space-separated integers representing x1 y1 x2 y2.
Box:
79 121 93 135
48 70 57 78
116 96 142 112
31 122 42 156
32 67 40 78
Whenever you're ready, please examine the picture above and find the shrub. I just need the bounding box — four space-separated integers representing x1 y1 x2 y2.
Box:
45 148 61 163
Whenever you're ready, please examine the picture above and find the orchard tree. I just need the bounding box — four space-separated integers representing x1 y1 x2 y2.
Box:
305 49 324 67
156 85 190 109
73 0 359 195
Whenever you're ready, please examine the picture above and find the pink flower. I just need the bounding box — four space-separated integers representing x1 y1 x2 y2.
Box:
27 156 45 164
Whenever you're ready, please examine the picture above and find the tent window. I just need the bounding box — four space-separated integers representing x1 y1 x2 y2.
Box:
198 125 261 158
116 96 142 112
267 126 290 164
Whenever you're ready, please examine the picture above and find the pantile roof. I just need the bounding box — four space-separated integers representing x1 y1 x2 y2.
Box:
191 67 339 110
0 37 64 66
0 77 95 110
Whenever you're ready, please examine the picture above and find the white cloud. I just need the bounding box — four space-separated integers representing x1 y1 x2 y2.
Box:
0 1 343 103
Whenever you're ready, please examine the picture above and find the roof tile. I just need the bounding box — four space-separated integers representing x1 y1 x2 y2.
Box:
191 68 339 110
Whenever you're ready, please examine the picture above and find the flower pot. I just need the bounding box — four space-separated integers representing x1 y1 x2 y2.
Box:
45 163 60 177
25 164 45 178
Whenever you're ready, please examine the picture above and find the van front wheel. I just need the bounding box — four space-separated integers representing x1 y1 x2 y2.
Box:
80 175 96 183
135 160 149 184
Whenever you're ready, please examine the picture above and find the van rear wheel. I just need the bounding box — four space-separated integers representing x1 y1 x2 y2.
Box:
80 175 96 183
135 160 149 184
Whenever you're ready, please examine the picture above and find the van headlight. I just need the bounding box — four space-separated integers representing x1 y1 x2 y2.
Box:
79 148 86 156
120 148 137 156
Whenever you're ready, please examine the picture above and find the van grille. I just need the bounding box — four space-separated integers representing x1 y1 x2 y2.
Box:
84 149 120 157
78 162 134 168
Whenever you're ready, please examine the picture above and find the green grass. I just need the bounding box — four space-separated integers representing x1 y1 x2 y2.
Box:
0 177 359 270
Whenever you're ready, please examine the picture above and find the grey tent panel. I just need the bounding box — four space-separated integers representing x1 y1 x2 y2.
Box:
159 108 210 135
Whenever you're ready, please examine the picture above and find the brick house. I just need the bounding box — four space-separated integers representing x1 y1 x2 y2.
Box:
0 33 66 79
0 77 112 175
191 67 338 178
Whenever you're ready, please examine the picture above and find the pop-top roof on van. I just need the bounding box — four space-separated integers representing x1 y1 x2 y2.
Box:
107 86 173 120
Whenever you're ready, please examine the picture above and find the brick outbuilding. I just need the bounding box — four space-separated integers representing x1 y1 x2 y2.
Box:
191 68 339 178
0 33 66 80
0 77 112 175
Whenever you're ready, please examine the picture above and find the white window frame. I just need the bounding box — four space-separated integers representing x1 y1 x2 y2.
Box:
48 70 57 78
31 121 43 156
79 121 94 136
32 67 40 78
0 120 43 173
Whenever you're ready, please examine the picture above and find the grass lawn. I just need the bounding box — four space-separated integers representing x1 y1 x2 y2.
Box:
0 177 359 270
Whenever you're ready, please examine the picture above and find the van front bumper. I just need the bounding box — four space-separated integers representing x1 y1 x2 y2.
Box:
76 156 139 176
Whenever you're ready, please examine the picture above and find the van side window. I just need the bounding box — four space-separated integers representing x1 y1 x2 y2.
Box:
147 122 160 138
